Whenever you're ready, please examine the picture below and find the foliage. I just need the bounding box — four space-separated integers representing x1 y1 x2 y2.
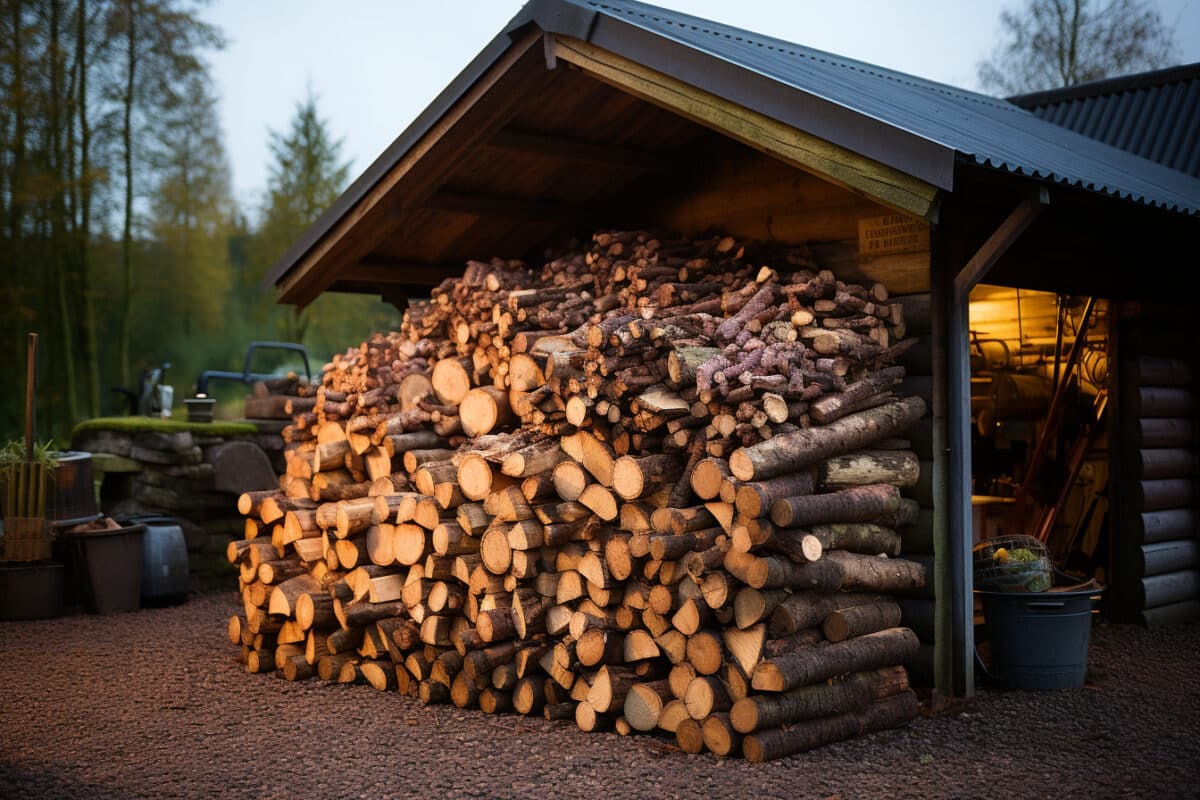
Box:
975 535 1054 592
0 0 227 440
246 89 400 359
978 0 1180 95
0 3 399 445
0 439 60 470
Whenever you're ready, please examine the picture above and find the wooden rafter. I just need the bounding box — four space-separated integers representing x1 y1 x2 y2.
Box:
484 127 685 174
548 34 941 220
425 190 596 225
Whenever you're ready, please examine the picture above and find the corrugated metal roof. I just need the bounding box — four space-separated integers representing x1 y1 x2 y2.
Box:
567 0 1200 214
1009 64 1200 178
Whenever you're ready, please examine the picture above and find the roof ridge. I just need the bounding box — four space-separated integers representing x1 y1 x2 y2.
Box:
585 0 1032 116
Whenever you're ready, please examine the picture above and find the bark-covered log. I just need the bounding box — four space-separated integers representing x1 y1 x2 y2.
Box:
729 397 927 481
810 523 902 556
623 678 673 731
770 484 901 528
742 691 919 762
701 712 742 757
613 454 683 500
768 591 889 636
734 472 816 518
822 600 903 642
808 366 905 424
818 450 920 489
732 669 880 733
751 627 921 691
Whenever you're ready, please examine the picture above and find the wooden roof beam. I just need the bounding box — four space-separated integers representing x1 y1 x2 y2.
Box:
340 257 464 286
276 31 551 308
484 127 686 174
424 190 597 225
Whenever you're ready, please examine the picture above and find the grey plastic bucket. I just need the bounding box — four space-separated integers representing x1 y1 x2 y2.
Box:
122 514 189 605
977 586 1102 690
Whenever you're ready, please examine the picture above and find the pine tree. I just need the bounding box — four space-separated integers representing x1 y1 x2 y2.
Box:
252 90 399 356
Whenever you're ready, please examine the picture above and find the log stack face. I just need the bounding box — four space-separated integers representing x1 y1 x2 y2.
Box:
226 231 928 761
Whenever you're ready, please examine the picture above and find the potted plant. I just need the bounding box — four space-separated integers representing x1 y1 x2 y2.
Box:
0 439 59 561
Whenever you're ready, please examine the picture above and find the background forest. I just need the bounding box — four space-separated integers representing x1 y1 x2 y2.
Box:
0 0 400 445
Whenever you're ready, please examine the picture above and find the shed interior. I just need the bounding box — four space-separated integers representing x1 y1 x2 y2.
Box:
278 36 931 308
965 282 1198 627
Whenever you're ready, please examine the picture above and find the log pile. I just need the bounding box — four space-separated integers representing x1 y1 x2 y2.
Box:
242 374 318 475
226 230 927 761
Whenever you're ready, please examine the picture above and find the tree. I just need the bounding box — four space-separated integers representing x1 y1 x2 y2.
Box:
106 0 223 388
0 0 226 441
248 90 400 366
977 0 1180 96
147 74 233 336
254 90 346 344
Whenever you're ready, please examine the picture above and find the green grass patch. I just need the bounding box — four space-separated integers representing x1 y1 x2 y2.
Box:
72 416 258 438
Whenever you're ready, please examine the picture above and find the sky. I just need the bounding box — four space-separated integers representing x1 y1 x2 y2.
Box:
203 0 1200 216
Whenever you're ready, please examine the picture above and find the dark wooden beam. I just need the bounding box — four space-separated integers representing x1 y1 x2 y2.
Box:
328 280 435 298
380 288 410 313
485 127 684 173
276 32 552 307
953 188 1048 303
946 188 1047 698
339 257 463 286
424 190 595 225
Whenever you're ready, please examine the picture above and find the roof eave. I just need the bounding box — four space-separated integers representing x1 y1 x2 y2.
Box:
263 12 547 294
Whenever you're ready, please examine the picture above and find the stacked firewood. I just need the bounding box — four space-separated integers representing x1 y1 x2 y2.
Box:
226 230 927 762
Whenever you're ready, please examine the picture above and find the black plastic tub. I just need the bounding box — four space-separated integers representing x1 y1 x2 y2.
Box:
976 586 1103 690
0 561 64 620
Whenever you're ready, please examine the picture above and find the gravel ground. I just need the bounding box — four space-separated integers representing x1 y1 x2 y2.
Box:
2 590 1198 800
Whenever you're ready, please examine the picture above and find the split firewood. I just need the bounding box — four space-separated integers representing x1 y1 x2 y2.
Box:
227 228 931 762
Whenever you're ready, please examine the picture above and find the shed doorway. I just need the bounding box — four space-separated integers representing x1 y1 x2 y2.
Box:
967 286 1200 625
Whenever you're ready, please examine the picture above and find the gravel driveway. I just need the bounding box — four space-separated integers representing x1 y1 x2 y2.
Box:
2 590 1197 800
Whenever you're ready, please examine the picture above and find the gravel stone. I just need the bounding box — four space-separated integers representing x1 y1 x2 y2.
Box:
1 590 1197 799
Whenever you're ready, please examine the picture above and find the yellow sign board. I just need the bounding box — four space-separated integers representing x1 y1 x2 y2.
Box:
858 214 930 257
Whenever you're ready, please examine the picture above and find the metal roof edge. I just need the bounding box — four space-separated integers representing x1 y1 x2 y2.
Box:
562 2 958 191
1007 62 1200 109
